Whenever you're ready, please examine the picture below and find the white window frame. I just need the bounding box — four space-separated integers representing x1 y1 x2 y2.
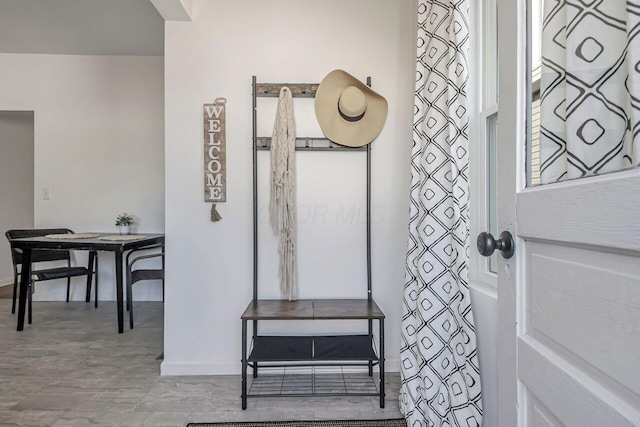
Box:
529 0 543 187
469 0 499 294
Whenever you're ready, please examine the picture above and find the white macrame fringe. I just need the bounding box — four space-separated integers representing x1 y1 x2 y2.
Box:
269 86 297 301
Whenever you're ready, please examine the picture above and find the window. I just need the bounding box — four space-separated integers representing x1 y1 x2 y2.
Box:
529 0 543 186
470 0 499 287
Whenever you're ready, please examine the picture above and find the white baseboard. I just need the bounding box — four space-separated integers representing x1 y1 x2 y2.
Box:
160 360 239 376
160 358 400 376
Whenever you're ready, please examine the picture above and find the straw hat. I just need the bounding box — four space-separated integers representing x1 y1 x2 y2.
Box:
314 70 388 147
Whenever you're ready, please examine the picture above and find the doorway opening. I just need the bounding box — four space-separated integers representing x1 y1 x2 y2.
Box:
0 111 34 296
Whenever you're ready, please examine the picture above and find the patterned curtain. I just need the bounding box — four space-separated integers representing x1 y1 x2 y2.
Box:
400 1 482 426
540 0 640 184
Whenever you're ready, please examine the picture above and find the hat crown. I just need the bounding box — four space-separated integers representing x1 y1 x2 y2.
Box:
338 86 367 120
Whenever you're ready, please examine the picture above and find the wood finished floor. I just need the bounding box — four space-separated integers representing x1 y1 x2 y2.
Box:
0 300 402 426
0 284 13 299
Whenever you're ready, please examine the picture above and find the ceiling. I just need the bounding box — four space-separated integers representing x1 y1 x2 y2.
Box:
0 0 164 56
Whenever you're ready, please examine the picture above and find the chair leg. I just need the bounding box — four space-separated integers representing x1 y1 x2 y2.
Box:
94 254 99 309
127 275 134 329
86 252 95 303
66 277 71 303
28 283 32 325
11 271 18 314
129 298 134 329
126 266 130 312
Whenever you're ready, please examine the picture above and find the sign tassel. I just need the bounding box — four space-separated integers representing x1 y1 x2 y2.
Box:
211 204 222 222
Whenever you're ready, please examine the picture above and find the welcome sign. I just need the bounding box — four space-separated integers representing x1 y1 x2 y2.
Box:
204 98 227 204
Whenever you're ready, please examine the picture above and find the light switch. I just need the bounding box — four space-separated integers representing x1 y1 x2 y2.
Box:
42 188 50 200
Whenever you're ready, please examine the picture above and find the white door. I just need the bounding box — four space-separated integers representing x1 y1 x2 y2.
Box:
495 0 640 426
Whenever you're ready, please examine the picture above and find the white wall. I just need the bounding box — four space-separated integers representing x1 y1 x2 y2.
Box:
0 111 34 285
0 53 165 301
163 0 416 374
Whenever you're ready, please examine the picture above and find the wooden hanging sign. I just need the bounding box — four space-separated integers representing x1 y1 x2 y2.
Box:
204 98 227 204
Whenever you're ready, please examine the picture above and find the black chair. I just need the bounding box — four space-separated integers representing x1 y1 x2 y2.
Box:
126 244 164 329
5 228 99 323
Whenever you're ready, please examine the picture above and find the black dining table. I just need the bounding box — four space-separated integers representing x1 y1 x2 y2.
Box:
9 233 165 333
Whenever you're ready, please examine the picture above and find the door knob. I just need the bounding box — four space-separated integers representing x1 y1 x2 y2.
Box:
477 231 515 259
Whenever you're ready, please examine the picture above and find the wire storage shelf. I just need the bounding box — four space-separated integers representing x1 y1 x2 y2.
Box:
248 368 380 398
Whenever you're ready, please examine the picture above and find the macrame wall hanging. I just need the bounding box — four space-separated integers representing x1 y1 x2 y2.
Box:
203 98 227 221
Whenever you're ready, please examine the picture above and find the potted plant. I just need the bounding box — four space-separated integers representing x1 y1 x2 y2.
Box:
115 212 134 235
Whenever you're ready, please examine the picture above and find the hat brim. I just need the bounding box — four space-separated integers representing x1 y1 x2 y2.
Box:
315 70 388 148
